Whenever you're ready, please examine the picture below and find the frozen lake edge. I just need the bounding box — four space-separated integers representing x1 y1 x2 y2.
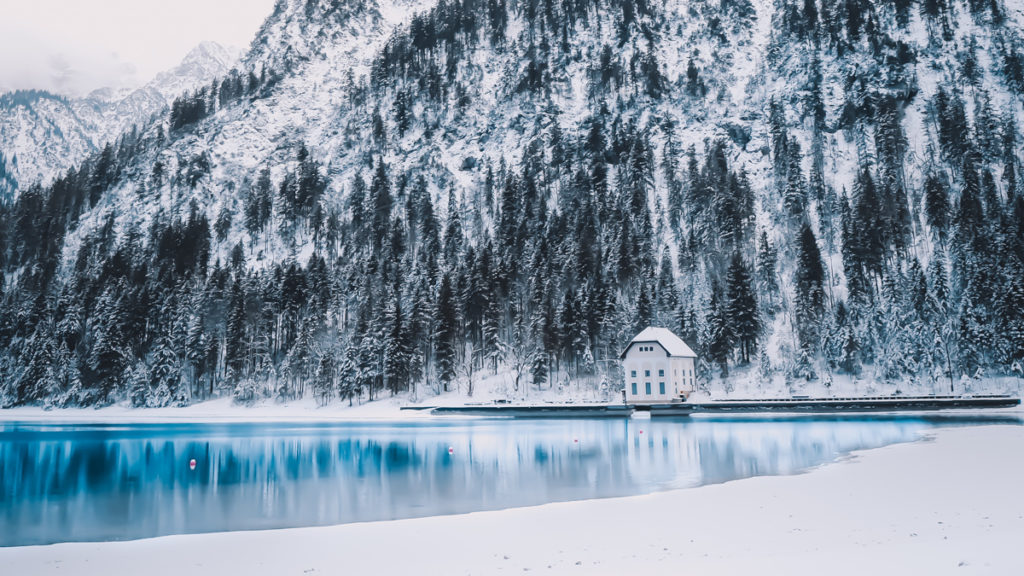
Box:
2 423 1022 575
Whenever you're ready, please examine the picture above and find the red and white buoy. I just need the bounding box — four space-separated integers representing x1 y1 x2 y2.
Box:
447 446 454 455
189 458 197 470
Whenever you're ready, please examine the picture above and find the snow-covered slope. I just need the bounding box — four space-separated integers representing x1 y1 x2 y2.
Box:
0 42 240 199
1 0 1023 408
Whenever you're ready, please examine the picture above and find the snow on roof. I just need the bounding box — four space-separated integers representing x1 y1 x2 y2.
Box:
621 327 697 359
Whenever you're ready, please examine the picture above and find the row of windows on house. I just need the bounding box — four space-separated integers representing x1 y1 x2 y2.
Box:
636 345 658 352
631 382 666 395
630 369 693 378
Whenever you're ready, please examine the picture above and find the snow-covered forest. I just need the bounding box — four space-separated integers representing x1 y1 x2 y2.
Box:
0 0 1022 408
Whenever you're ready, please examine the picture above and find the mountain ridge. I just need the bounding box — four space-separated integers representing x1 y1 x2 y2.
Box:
0 0 1022 408
0 41 241 199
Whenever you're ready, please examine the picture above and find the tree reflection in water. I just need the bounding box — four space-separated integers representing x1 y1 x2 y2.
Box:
0 415 1015 546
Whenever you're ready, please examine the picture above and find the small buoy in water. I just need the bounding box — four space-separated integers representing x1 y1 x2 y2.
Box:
639 430 644 434
573 438 579 443
189 458 197 470
448 446 454 455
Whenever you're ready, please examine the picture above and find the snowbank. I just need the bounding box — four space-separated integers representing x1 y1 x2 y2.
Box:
2 424 1021 575
0 370 624 423
0 396 423 423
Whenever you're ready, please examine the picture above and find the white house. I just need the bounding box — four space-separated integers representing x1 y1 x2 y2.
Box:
620 327 698 404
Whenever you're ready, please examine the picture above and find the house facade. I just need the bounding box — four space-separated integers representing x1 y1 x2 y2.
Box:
620 327 698 404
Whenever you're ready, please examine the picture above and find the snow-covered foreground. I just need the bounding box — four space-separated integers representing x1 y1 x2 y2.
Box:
3 424 1021 575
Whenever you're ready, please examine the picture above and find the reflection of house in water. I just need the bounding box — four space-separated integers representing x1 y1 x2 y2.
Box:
619 419 929 490
621 420 704 491
620 327 698 404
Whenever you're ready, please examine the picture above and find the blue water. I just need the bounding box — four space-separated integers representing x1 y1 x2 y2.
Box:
0 414 1018 547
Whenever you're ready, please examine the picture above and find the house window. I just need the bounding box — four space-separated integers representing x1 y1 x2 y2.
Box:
658 369 665 377
645 370 651 377
645 382 652 395
659 382 665 395
631 383 637 395
631 370 637 378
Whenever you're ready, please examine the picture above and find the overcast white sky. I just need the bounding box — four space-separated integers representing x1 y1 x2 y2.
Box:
0 0 277 97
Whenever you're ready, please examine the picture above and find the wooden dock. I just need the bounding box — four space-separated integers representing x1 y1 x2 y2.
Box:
648 395 1021 416
418 395 1019 418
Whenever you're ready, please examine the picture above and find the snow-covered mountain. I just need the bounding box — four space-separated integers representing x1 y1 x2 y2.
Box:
0 41 241 199
1 0 1022 408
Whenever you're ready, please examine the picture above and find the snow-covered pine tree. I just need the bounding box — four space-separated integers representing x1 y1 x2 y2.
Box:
726 252 759 364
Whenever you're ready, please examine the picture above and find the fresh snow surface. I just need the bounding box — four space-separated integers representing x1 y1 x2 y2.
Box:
0 369 635 422
625 327 698 358
0 396 422 423
1 424 1021 575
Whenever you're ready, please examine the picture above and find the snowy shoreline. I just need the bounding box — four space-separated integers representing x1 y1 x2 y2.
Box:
2 396 1022 424
2 423 1022 575
2 384 1022 424
0 396 430 423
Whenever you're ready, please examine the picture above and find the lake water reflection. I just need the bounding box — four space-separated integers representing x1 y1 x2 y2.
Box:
0 414 1017 546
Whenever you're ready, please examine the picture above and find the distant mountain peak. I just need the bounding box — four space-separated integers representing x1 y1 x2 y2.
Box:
180 41 244 74
0 40 242 198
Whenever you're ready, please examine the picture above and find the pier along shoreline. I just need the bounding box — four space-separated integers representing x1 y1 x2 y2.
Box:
425 395 1021 417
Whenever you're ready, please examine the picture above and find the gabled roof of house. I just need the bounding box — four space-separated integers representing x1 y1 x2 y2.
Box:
620 327 697 359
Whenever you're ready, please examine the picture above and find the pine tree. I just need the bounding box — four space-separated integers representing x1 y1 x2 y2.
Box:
313 350 336 406
783 137 807 220
370 159 392 253
958 278 988 377
149 333 184 407
383 294 411 394
442 188 463 264
393 90 412 138
284 321 314 400
482 293 502 374
726 252 760 364
794 223 825 353
756 231 779 310
88 284 130 403
998 255 1024 365
120 358 146 410
954 153 986 267
215 205 232 242
924 172 949 242
225 277 247 377
852 167 886 279
434 274 459 391
707 290 733 378
338 344 359 405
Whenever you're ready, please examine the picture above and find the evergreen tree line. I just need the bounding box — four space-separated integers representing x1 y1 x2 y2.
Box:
0 0 1022 408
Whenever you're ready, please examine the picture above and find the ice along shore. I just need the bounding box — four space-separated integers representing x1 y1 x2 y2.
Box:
2 423 1022 575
